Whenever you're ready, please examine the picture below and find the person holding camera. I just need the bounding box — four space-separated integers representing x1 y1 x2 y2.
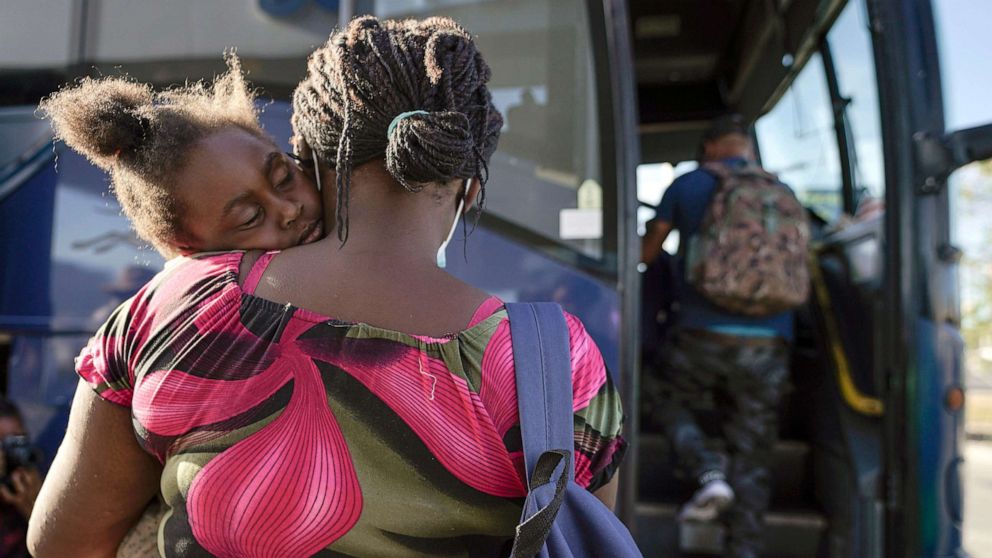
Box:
0 398 42 558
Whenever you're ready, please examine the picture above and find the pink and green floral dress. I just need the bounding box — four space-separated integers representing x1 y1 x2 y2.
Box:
77 251 626 557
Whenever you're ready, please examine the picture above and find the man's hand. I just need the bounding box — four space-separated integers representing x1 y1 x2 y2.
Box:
1 467 43 519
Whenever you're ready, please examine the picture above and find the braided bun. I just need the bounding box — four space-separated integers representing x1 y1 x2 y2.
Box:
385 111 475 190
292 15 503 242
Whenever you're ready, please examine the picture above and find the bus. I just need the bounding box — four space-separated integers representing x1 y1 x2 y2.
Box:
0 0 984 556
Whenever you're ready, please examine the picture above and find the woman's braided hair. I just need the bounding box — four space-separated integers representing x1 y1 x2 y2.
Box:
292 16 503 242
38 56 266 256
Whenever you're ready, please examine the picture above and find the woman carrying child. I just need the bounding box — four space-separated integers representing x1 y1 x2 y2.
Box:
30 16 626 558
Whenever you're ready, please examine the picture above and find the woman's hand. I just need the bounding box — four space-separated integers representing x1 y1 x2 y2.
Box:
0 466 42 519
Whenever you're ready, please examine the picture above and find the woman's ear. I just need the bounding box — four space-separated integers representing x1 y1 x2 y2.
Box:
293 137 313 161
463 177 482 214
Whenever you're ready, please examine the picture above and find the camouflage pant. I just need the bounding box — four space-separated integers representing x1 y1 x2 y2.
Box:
645 329 790 558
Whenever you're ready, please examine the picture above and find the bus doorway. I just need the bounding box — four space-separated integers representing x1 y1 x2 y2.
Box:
632 2 882 555
629 0 978 556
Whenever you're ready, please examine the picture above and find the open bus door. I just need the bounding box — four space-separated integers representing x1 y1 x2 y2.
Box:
631 0 884 554
870 0 992 555
630 0 982 556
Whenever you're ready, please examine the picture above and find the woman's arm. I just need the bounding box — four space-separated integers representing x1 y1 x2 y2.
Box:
28 381 161 558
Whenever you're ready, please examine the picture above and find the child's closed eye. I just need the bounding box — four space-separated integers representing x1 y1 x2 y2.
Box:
273 158 295 190
239 207 264 229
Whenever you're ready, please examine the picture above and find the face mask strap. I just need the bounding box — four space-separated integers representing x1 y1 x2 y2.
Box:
436 178 472 268
313 154 322 192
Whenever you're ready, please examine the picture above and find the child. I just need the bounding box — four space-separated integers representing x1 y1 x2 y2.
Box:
39 57 322 557
39 56 323 260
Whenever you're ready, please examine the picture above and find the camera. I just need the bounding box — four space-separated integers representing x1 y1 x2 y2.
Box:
1 435 41 487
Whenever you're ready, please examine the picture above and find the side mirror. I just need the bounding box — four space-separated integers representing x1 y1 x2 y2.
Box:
945 123 992 168
915 123 992 193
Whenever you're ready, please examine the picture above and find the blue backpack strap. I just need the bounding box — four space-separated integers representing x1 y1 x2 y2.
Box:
505 302 575 483
507 303 642 558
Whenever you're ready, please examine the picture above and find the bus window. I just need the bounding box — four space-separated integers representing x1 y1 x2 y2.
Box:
755 53 843 223
375 0 606 262
825 0 885 204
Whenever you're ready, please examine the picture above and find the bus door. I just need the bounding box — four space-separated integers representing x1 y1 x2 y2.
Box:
626 0 981 555
753 3 893 555
871 0 992 555
630 0 891 554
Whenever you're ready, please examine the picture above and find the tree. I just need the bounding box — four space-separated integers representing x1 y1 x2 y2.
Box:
958 161 992 375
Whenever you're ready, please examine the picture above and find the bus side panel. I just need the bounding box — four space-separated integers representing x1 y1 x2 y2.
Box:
0 158 56 322
1 149 153 465
916 318 965 556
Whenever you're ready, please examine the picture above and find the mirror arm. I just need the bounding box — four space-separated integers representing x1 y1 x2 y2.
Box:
914 123 992 194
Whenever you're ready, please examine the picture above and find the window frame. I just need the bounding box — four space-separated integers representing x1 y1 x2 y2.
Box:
754 51 845 223
754 0 885 222
819 38 859 215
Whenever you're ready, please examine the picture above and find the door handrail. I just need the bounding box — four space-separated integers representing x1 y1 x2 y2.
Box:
808 248 885 416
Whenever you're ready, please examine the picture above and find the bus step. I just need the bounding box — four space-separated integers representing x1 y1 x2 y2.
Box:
634 502 828 557
637 435 815 509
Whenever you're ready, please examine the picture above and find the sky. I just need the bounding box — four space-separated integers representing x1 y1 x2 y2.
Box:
934 0 992 132
934 0 992 349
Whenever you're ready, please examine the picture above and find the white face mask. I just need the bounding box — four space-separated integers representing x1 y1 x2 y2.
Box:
436 178 472 269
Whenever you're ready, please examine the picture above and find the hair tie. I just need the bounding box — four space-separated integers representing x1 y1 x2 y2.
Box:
387 110 429 137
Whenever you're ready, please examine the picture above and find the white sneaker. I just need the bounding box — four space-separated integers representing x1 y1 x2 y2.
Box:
678 479 735 522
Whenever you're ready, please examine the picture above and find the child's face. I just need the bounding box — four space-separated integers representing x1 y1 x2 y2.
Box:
172 128 324 253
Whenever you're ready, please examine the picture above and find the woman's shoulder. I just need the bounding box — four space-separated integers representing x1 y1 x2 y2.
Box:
481 305 602 365
466 296 505 328
559 311 602 361
488 304 596 339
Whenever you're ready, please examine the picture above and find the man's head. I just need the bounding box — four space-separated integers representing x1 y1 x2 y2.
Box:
700 114 753 162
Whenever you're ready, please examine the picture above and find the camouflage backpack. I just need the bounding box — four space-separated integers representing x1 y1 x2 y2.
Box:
685 162 810 316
